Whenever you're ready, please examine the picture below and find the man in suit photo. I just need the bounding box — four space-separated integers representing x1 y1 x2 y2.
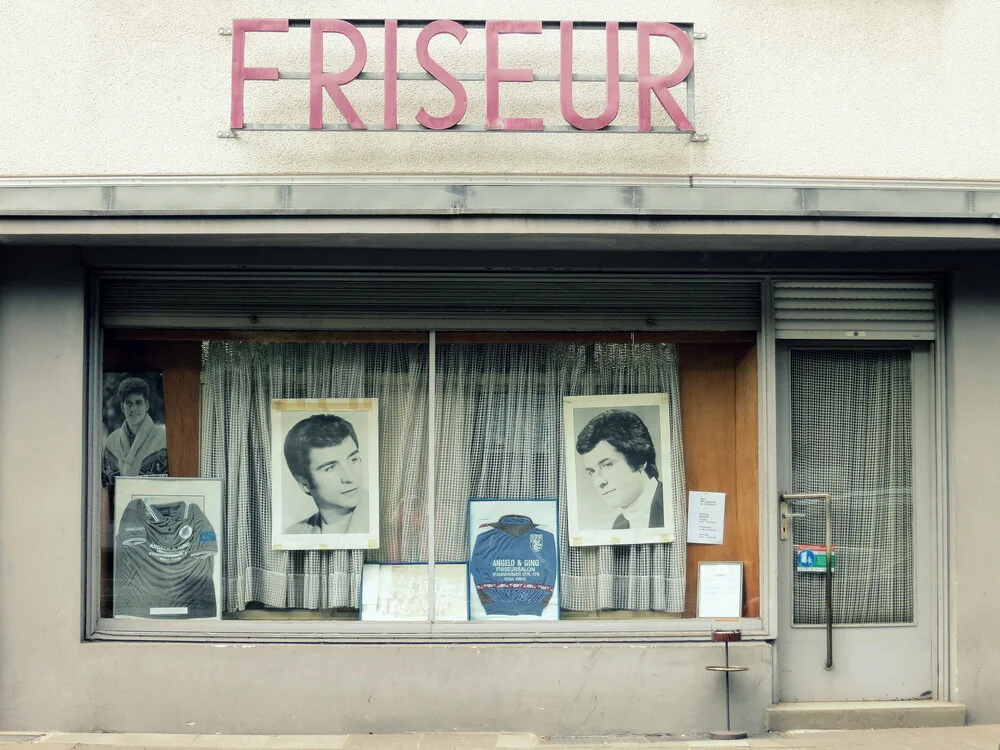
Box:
574 408 663 530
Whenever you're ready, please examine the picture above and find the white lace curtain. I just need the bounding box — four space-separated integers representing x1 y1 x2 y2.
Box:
790 348 913 625
435 343 687 612
202 340 686 614
201 342 429 611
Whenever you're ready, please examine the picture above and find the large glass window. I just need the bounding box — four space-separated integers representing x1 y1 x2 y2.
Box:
435 342 686 615
94 330 760 631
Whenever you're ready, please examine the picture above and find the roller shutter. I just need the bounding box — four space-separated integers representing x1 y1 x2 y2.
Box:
773 280 936 341
98 271 762 332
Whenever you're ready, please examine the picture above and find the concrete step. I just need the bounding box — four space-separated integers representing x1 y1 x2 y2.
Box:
766 700 966 731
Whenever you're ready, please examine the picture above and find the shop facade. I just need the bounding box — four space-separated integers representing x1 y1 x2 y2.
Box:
2 0 1000 736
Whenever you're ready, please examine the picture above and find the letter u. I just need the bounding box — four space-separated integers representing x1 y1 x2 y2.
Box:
559 21 620 130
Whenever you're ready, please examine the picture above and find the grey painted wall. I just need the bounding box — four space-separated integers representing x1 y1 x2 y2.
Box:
6 245 998 731
0 249 774 734
947 259 1000 724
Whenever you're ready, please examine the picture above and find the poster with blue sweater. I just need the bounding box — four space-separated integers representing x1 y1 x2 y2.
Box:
468 498 559 620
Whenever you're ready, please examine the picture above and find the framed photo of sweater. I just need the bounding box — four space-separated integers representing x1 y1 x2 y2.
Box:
113 476 222 620
467 498 559 621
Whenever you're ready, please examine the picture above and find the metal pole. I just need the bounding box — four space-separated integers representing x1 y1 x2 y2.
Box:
824 494 833 670
426 331 436 622
779 492 834 670
724 641 732 732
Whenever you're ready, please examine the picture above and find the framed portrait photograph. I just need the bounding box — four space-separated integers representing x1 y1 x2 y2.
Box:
101 371 168 488
467 498 560 621
563 393 675 547
270 398 380 551
360 563 468 622
113 477 222 620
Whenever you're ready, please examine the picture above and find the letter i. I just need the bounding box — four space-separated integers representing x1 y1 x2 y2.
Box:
384 20 398 130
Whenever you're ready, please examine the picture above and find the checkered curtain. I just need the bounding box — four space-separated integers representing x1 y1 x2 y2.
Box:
202 340 685 613
790 348 913 625
201 342 428 611
435 343 687 612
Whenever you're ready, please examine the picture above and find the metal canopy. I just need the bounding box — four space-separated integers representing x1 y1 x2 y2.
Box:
3 177 1000 259
2 176 1000 220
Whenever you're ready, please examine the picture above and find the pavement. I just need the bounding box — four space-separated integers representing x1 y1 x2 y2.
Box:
0 728 999 750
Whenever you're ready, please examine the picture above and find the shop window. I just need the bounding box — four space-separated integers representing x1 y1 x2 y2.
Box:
434 341 687 614
94 330 759 633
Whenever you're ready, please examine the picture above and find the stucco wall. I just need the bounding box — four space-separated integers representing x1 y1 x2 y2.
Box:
947 258 1000 724
1 0 996 179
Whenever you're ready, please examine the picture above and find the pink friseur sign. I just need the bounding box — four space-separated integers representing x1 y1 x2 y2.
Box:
231 20 695 133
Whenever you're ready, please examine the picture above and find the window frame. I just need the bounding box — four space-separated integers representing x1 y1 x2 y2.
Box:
85 279 767 642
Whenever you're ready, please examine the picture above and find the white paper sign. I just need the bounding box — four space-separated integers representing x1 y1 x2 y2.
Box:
696 561 743 619
687 491 726 544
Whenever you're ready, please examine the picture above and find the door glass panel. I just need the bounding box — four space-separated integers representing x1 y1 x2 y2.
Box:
790 349 913 625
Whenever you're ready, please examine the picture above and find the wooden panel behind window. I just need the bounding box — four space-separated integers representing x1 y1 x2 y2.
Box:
678 342 759 618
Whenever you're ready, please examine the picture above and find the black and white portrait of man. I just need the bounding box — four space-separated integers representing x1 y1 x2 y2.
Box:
101 372 169 488
564 394 674 546
270 399 380 551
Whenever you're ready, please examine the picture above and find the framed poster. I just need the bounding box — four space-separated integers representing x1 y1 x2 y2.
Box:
270 398 380 551
360 563 468 622
101 371 168 488
563 393 675 547
696 561 744 619
113 477 222 620
467 498 559 621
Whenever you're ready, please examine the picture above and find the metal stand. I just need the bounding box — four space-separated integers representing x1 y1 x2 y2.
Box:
705 630 748 741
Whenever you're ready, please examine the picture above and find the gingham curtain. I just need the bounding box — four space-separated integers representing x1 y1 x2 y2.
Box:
201 342 428 611
201 340 686 613
790 348 913 625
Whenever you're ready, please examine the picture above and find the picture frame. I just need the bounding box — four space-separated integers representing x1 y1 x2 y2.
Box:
563 393 675 547
696 561 744 619
113 476 222 620
270 398 380 551
360 563 468 622
467 498 560 621
101 371 169 488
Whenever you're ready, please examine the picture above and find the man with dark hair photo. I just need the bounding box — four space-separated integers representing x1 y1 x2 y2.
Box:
102 375 169 488
283 413 369 535
575 408 663 530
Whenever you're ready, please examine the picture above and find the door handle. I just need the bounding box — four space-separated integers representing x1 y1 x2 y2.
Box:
779 501 805 540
